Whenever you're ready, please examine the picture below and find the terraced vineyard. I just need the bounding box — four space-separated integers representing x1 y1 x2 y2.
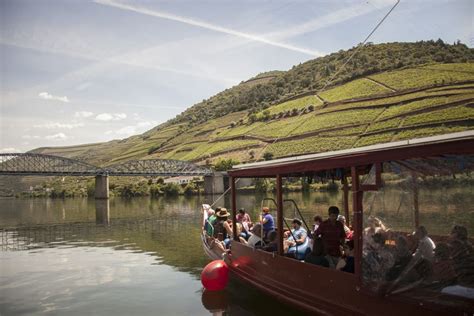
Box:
143 62 474 162
32 57 474 167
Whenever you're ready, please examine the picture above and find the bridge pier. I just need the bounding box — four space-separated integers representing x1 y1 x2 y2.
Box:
204 172 226 195
94 175 109 199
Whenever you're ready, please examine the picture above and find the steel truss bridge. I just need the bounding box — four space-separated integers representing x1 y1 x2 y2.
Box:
0 153 213 177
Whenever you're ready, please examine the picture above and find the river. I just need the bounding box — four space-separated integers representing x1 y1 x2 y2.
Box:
1 187 472 315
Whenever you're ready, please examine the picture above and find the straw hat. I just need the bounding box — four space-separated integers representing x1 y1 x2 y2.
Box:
216 208 230 218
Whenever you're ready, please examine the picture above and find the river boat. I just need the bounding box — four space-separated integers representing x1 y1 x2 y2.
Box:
201 131 474 315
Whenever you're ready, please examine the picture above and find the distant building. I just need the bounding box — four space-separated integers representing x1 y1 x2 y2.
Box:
164 176 196 185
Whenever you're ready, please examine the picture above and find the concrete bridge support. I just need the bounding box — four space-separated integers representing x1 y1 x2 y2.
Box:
94 175 109 199
204 172 226 195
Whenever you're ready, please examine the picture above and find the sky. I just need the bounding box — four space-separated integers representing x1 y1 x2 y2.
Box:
1 0 472 153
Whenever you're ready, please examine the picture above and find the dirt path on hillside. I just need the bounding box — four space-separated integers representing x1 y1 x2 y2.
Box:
365 77 397 92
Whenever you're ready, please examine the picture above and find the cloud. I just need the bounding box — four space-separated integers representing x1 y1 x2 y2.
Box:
95 113 127 121
33 122 84 129
74 111 94 118
266 0 393 41
0 147 21 153
38 92 70 103
22 135 41 139
106 120 157 137
94 0 323 57
45 133 68 140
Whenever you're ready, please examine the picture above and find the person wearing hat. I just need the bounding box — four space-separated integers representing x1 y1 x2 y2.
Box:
259 207 275 238
283 218 307 253
213 208 233 248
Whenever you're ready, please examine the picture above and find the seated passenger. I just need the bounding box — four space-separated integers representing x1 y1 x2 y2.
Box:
364 232 394 282
240 223 263 248
363 216 387 251
213 209 233 248
260 207 275 239
236 208 252 239
337 215 353 240
236 208 251 224
204 208 216 236
312 215 323 235
337 240 355 273
386 235 412 281
314 206 346 268
305 238 329 267
431 242 457 286
284 218 307 253
263 231 278 252
448 225 474 287
413 225 436 263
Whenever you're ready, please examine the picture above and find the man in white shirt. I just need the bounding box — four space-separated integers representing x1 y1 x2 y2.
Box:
413 225 436 262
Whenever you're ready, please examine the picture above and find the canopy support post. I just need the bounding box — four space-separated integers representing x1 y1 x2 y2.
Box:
351 167 363 281
231 176 238 241
276 175 284 256
412 172 420 229
343 176 350 225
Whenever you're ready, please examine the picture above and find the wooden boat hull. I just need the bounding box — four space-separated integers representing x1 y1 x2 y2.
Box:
224 241 472 316
200 231 224 261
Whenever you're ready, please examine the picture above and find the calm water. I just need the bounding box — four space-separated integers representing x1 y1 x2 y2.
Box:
1 188 472 315
1 194 314 316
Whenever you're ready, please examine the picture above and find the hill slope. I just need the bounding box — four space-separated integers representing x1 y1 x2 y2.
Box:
32 41 474 166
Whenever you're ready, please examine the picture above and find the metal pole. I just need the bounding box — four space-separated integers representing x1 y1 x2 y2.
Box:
276 175 284 256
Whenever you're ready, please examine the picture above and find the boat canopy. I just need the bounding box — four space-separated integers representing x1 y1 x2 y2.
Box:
229 131 474 178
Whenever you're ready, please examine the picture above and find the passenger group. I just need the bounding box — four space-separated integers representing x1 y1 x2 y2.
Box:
203 204 473 297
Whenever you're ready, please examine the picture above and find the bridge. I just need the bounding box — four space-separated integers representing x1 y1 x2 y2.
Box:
0 153 223 198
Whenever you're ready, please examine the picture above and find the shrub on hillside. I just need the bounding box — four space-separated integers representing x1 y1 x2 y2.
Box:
263 152 274 161
214 158 240 171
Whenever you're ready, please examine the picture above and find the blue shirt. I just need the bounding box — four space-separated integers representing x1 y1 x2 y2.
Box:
288 227 307 243
262 213 274 231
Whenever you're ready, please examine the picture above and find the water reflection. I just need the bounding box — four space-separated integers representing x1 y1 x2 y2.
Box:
0 195 309 315
95 199 110 225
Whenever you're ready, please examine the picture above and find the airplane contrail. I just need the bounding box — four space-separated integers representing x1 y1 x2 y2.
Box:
93 0 324 57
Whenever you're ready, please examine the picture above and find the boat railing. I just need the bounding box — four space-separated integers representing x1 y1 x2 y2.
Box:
283 199 312 238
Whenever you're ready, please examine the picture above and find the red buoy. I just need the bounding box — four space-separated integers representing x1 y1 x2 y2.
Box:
201 260 229 291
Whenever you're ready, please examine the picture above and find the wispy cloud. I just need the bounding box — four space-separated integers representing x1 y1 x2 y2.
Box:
33 122 84 129
266 0 393 41
95 113 127 121
38 92 70 103
94 0 323 56
74 111 94 118
22 135 40 140
45 133 68 140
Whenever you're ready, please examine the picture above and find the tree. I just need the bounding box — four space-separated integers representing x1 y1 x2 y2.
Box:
262 110 271 121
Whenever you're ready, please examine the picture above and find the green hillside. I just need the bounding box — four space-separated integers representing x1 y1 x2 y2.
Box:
32 41 474 167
